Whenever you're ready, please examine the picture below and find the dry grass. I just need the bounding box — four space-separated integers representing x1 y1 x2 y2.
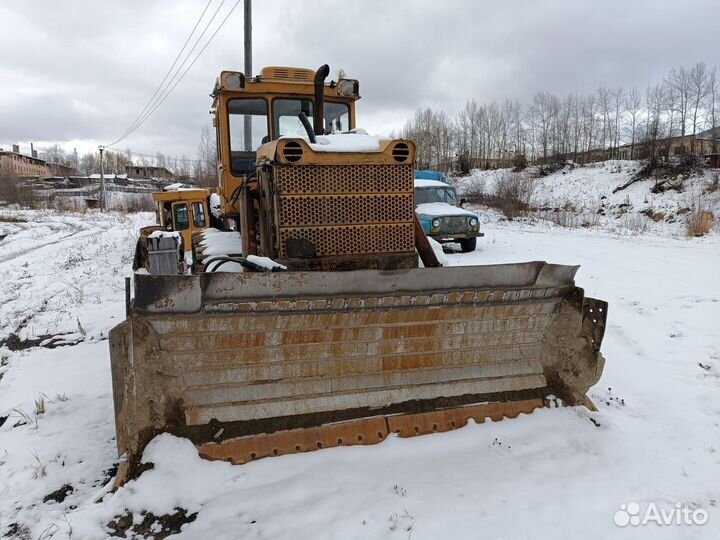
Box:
463 172 536 219
684 193 716 237
31 451 47 479
620 214 650 234
685 210 714 236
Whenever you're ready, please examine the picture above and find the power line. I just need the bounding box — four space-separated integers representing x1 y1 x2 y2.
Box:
106 0 214 147
117 0 241 143
110 0 227 145
107 0 241 147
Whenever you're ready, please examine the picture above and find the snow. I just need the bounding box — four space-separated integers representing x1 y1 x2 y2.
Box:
147 230 179 240
209 193 222 219
197 229 244 272
415 202 477 218
414 179 451 188
198 228 243 257
289 133 381 153
196 230 285 272
246 255 287 271
425 237 449 267
1 163 719 539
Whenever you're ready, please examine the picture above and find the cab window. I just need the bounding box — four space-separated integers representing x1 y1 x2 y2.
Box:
273 98 314 138
324 101 350 133
228 98 269 175
173 203 190 231
192 202 207 228
272 99 351 138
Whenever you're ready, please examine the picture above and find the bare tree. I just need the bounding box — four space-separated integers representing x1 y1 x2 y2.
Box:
528 91 560 162
611 87 624 157
666 65 691 139
582 93 598 155
598 87 612 153
689 62 710 152
707 66 718 153
196 124 217 187
41 144 66 164
644 83 665 163
624 86 642 159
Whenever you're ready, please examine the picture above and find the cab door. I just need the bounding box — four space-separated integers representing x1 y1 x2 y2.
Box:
190 201 208 232
171 202 191 252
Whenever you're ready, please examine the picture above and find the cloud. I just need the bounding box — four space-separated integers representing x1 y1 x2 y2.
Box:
1 0 718 157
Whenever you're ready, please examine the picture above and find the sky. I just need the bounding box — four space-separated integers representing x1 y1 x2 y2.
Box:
1 0 719 160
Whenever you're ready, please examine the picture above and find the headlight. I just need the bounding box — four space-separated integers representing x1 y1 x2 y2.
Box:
469 217 478 227
432 218 441 228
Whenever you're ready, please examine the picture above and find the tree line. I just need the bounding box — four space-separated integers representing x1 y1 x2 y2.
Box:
399 62 719 170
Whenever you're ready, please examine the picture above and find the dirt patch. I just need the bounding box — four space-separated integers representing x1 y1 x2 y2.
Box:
42 483 74 504
0 215 28 223
640 208 666 222
2 522 30 539
94 462 119 487
0 332 82 351
107 508 198 539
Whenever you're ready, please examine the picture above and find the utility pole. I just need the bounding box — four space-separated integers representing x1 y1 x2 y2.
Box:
243 0 252 151
99 145 106 211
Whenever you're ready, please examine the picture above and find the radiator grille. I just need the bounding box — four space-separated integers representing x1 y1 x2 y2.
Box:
279 224 415 257
275 164 413 194
279 194 414 227
443 216 469 234
275 164 416 258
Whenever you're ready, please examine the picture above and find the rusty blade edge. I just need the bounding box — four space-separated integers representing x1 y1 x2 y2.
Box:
197 398 546 465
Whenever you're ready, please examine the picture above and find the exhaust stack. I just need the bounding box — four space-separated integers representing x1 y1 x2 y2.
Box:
313 64 330 136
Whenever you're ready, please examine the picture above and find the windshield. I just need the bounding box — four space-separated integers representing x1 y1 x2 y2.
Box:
415 186 458 206
228 98 269 175
228 98 269 150
273 98 350 138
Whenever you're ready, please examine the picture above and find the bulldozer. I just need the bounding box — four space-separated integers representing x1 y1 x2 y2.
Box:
110 65 607 485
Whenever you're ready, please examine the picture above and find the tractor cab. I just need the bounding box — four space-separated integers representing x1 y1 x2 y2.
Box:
152 189 210 251
210 66 361 219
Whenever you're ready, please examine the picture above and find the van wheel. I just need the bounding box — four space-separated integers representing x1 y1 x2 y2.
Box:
459 237 477 253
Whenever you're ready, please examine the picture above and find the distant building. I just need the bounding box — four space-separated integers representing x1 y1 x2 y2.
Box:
47 162 78 178
124 165 175 180
0 144 51 179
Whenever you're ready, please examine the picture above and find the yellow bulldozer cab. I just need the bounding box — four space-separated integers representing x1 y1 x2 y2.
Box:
152 189 210 253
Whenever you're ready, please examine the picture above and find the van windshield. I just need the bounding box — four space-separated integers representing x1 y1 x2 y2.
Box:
415 187 458 206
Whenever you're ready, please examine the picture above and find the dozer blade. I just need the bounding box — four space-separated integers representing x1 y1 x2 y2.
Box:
109 262 606 482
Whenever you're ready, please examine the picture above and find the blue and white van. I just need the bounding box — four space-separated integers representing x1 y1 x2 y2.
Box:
414 178 483 253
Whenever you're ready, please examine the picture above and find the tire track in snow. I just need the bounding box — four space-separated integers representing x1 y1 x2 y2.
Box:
0 220 107 265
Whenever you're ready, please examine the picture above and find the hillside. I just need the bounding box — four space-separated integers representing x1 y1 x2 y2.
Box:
454 160 719 237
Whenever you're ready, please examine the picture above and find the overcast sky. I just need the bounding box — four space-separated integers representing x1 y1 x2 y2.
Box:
1 0 719 159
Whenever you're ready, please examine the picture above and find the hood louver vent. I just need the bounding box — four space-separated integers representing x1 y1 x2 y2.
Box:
282 141 304 163
392 143 410 163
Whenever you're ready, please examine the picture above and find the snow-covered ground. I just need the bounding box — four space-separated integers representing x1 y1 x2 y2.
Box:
455 160 720 237
1 172 719 538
